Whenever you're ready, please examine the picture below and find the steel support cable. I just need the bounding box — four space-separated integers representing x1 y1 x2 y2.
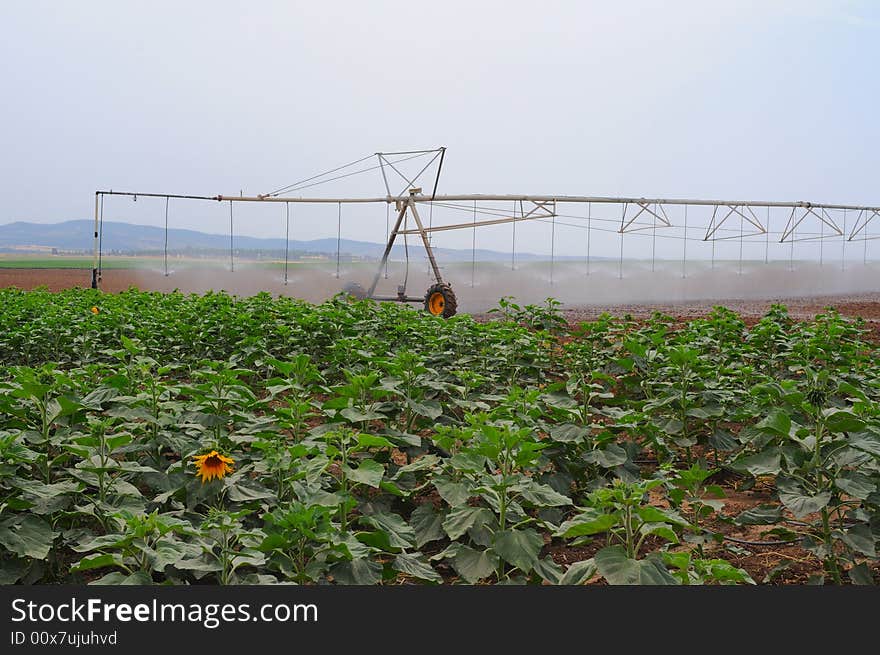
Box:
266 153 375 196
269 152 429 196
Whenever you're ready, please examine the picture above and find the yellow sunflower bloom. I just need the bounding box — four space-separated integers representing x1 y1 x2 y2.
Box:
91 306 99 314
192 450 234 483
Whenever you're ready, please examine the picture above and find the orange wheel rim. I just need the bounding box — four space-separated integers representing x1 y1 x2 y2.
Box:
428 292 445 315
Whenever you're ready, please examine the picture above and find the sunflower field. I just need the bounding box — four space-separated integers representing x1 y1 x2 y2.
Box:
0 288 878 585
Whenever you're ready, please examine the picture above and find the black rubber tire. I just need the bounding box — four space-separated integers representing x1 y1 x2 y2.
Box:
342 282 367 300
424 283 457 318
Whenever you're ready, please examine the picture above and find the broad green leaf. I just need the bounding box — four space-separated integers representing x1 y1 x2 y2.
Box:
410 503 447 548
732 449 782 476
594 546 640 585
392 454 440 478
90 571 153 585
779 489 832 519
518 481 573 507
330 558 382 585
434 479 470 507
835 472 876 500
393 553 442 583
493 529 543 573
735 504 783 525
226 483 275 502
549 423 588 443
0 557 28 584
359 512 416 550
636 506 689 527
344 459 385 488
848 562 875 585
823 411 865 434
849 431 880 457
638 522 679 544
555 510 617 538
355 433 395 449
448 544 498 583
70 553 123 573
0 515 56 560
595 546 678 585
558 558 597 585
584 444 628 469
838 524 876 557
406 399 442 420
442 507 495 540
340 407 386 423
757 410 791 437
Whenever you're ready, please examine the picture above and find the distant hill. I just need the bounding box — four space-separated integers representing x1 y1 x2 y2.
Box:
0 220 592 262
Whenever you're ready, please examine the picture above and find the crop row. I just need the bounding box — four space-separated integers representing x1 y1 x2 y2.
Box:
0 288 877 584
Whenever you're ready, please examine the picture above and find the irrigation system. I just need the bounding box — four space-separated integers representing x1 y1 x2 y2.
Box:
93 147 878 317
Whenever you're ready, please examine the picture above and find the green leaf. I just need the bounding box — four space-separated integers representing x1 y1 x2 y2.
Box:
549 423 588 443
344 459 385 488
442 507 495 540
518 481 573 507
735 504 783 525
636 506 689 527
0 557 28 584
0 515 56 560
848 562 875 585
558 558 597 585
407 399 442 420
392 454 440 478
225 482 275 502
355 433 395 449
410 503 446 548
757 410 791 437
732 449 782 476
849 431 880 457
638 522 679 544
555 510 617 538
594 546 640 585
778 489 832 519
595 546 678 585
434 479 470 507
70 553 122 573
359 512 416 550
835 472 876 500
90 571 153 585
393 553 442 583
493 529 543 573
448 544 498 583
584 444 628 468
838 524 876 558
339 407 386 423
330 558 382 585
824 411 865 434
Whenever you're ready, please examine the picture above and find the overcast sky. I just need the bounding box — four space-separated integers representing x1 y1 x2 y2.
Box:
2 1 878 258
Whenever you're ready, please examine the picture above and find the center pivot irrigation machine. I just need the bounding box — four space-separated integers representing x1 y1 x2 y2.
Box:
92 147 879 317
